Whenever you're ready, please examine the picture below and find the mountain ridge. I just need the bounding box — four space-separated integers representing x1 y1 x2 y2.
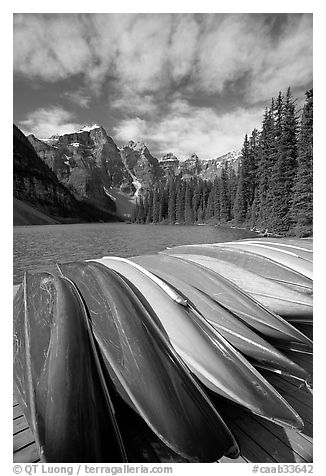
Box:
26 124 241 201
13 124 121 226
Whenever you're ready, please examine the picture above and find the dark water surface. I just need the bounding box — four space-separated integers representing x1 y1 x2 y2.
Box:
13 222 257 284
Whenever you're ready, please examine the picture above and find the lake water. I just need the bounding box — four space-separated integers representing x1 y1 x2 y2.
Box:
13 222 257 284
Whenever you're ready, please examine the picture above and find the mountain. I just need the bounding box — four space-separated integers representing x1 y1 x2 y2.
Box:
13 124 120 225
159 151 241 180
25 124 241 221
28 125 123 208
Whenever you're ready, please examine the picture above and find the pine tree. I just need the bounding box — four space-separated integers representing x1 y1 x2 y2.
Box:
184 180 194 224
271 88 298 233
212 177 220 220
246 128 260 221
205 189 214 220
137 196 145 223
152 187 160 223
131 200 138 222
257 103 277 230
159 183 168 222
234 134 250 223
192 179 201 222
146 190 153 223
219 165 231 222
228 167 238 220
176 179 185 223
167 177 176 223
291 89 313 236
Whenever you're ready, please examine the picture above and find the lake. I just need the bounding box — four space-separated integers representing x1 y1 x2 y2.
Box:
13 222 257 284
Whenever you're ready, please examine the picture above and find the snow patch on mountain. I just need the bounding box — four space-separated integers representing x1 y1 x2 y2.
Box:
78 124 100 132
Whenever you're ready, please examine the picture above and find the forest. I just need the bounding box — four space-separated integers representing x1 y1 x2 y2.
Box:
132 88 313 237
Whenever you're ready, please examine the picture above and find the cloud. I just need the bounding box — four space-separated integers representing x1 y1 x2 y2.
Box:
249 14 313 101
111 93 158 116
14 13 313 104
62 89 92 108
114 99 263 160
19 106 82 138
14 14 93 82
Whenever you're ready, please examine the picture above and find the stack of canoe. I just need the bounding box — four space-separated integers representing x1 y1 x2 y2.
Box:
13 237 313 463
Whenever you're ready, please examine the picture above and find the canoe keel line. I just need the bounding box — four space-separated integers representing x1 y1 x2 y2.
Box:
13 238 313 463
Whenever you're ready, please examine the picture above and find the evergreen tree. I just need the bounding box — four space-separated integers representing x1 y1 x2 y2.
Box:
212 177 220 220
257 103 276 230
205 189 214 220
234 134 250 223
159 183 168 222
192 179 201 222
197 198 205 222
219 165 231 222
176 179 185 223
146 190 153 223
247 128 260 220
271 88 298 233
131 200 138 222
137 196 145 223
152 187 160 223
184 179 194 224
167 177 176 223
228 167 238 220
291 89 313 236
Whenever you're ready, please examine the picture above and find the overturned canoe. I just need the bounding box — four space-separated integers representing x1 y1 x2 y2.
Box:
164 251 313 326
215 241 313 280
242 240 313 263
13 272 127 463
164 243 312 295
157 253 312 350
95 257 304 430
244 237 313 251
57 261 239 462
131 253 309 381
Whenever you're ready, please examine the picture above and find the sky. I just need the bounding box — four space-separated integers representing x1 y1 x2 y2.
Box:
13 13 313 160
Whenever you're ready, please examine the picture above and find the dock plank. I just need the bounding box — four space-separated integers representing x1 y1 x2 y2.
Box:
251 416 313 462
13 415 30 435
13 442 39 463
13 428 35 452
226 420 278 463
233 414 308 463
13 405 24 420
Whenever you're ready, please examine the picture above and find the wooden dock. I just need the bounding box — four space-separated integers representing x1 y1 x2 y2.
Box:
13 342 312 464
13 392 39 463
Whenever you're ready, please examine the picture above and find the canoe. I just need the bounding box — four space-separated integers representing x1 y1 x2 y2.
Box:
215 242 313 280
57 260 239 462
242 240 313 262
131 253 309 381
13 272 127 463
157 254 312 349
164 252 313 326
94 257 304 431
164 243 312 295
245 237 313 251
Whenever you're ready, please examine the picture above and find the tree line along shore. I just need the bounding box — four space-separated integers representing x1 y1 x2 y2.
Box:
132 88 313 238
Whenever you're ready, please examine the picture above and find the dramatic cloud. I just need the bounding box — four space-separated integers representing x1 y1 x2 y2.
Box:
14 13 312 159
19 106 82 138
13 13 313 102
62 89 92 109
114 99 263 160
111 93 158 116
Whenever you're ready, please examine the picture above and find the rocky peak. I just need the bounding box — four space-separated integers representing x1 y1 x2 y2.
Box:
160 152 179 162
159 153 180 175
